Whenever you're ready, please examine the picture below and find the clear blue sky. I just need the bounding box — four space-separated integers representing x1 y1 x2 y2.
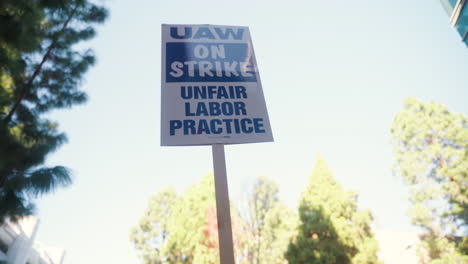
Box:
35 0 468 263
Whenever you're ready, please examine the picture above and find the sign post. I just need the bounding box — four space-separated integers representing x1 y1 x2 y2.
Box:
212 144 235 264
161 24 273 264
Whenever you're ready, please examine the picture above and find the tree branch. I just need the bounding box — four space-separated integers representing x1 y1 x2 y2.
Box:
2 5 79 125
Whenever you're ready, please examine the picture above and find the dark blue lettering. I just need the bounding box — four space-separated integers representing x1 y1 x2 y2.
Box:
228 86 235 98
194 86 206 99
209 102 221 116
195 103 209 116
235 86 247 98
183 120 196 135
222 119 233 133
253 118 266 133
221 102 234 116
184 103 195 116
233 119 241 133
214 28 244 40
241 119 253 133
181 86 192 99
194 27 215 39
208 86 217 99
170 27 192 39
234 102 246 115
210 119 222 134
169 120 182 135
217 86 229 99
197 119 211 134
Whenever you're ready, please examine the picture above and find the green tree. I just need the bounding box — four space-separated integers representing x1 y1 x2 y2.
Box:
243 176 297 264
164 175 219 264
285 155 381 264
391 97 468 263
131 175 220 264
130 187 178 264
131 175 297 264
0 0 107 222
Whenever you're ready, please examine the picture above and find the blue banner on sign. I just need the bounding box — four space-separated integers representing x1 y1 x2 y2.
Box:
166 42 257 83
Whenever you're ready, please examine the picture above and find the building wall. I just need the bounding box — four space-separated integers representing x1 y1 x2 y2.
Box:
0 217 64 264
441 0 468 46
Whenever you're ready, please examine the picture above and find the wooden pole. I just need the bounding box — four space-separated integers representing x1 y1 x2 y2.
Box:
212 144 235 264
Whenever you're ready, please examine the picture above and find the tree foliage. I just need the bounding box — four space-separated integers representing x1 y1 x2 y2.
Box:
130 187 177 264
243 176 297 264
0 0 107 222
130 175 219 264
391 97 468 263
285 155 381 264
165 175 220 264
130 175 297 264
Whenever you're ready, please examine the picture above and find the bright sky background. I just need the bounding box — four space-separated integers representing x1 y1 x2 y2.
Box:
34 0 468 263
